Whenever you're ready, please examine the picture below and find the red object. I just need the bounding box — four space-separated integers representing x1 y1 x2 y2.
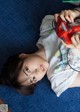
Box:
55 17 80 44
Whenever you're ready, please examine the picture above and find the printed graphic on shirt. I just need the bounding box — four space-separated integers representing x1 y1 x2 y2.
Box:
48 29 53 35
53 45 69 73
68 49 80 72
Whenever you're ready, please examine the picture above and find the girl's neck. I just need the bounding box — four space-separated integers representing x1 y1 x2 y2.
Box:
34 48 47 61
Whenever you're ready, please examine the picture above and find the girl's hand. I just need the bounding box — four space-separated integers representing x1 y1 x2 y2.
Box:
61 34 80 49
54 9 80 23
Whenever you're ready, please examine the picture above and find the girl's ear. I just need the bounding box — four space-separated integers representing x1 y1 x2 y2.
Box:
19 53 29 59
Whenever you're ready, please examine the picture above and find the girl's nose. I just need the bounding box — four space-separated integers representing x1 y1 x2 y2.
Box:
35 68 39 73
31 68 40 74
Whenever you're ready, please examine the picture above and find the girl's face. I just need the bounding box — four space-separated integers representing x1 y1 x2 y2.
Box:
18 54 49 86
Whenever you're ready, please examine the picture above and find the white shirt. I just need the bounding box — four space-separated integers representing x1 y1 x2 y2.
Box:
36 15 79 97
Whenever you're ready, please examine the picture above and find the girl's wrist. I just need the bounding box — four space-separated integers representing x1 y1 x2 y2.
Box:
73 9 80 17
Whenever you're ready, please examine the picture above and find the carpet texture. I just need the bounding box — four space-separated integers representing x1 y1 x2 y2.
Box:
0 0 80 112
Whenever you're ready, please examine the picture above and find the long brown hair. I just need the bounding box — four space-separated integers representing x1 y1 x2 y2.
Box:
0 54 36 95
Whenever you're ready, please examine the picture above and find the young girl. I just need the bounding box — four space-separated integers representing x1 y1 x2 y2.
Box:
0 8 80 97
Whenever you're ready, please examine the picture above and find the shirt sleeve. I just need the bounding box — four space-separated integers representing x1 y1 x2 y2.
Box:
36 15 61 62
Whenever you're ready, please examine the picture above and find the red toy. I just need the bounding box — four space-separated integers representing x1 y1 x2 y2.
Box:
53 17 80 44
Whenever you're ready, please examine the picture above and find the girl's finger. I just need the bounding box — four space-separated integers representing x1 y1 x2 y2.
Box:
61 40 75 48
67 10 74 23
65 16 72 23
60 11 66 22
75 34 80 45
54 14 59 22
64 10 72 22
71 35 78 47
69 16 74 23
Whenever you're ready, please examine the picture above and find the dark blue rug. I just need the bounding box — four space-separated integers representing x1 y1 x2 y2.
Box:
0 0 80 112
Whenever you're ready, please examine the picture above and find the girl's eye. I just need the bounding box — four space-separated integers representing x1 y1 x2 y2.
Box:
25 67 30 73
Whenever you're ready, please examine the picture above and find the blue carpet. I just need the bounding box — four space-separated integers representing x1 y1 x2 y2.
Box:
0 0 80 112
